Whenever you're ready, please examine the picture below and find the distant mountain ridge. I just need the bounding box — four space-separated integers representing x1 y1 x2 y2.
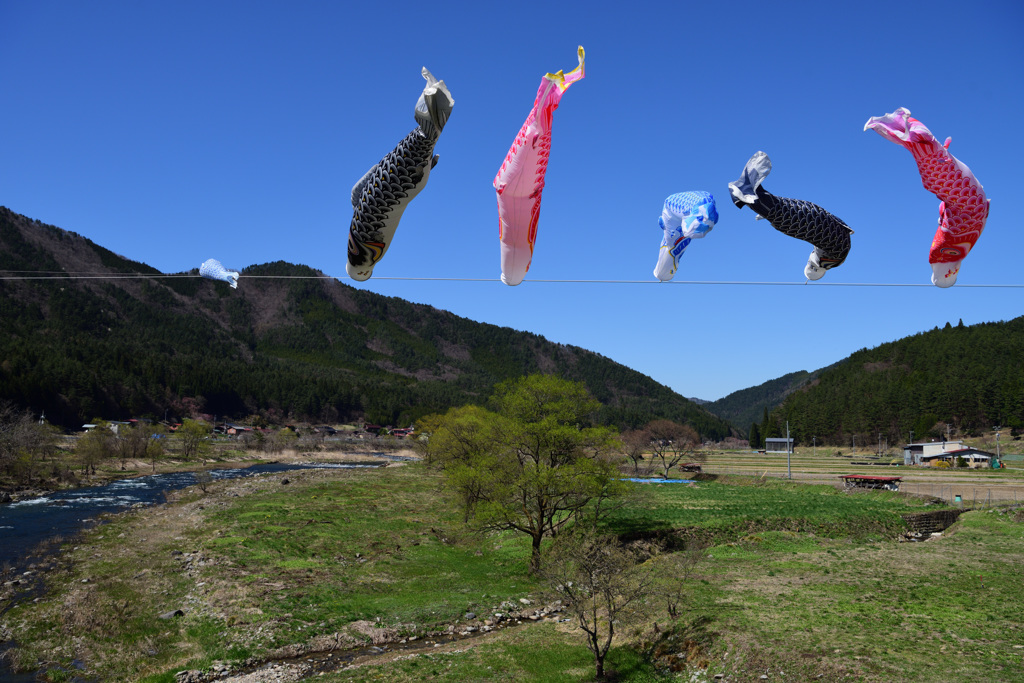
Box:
0 206 735 437
705 370 821 434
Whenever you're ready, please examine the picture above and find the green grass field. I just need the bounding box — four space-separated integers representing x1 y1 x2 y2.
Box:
2 463 1023 682
604 477 938 542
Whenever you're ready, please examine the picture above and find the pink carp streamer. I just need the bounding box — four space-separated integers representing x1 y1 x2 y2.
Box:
865 108 989 288
494 46 585 286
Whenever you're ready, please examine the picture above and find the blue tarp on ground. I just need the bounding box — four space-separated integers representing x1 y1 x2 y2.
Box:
621 478 697 484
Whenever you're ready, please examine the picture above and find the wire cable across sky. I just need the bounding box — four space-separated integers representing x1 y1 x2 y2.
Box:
2 272 1023 288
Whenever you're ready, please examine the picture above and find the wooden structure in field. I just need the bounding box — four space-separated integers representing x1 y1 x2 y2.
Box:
839 474 901 491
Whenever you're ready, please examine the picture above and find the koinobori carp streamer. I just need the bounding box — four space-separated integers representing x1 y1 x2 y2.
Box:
865 107 989 288
346 68 454 282
729 151 853 280
494 46 585 286
652 192 719 282
199 259 240 289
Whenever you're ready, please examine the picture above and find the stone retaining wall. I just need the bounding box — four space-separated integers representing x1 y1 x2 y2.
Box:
901 509 967 534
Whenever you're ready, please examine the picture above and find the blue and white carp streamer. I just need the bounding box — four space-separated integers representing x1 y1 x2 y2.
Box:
199 259 239 289
653 192 718 282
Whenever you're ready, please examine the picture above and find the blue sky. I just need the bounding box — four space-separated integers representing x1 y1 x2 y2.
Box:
2 0 1022 401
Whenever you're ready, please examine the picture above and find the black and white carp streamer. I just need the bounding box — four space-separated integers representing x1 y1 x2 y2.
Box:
346 68 454 282
729 151 854 280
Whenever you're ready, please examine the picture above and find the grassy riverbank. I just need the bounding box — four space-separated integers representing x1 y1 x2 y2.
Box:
2 464 1023 681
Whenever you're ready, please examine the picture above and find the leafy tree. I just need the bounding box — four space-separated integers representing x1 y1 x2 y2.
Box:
429 374 623 573
422 405 497 521
76 426 113 475
411 412 446 464
178 419 211 461
541 528 656 680
644 420 700 479
146 429 165 474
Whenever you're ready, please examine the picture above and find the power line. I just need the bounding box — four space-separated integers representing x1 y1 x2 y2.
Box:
2 270 1024 288
2 271 1024 288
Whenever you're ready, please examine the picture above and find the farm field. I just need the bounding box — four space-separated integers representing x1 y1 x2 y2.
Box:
2 463 1022 682
697 448 1024 504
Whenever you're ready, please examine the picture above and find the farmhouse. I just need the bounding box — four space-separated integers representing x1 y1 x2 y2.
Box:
923 448 994 468
904 440 995 468
904 440 963 465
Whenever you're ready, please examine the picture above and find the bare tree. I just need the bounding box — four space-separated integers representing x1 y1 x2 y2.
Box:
619 428 651 476
113 423 161 471
651 541 708 621
0 402 55 482
542 528 656 679
194 469 213 493
645 420 700 479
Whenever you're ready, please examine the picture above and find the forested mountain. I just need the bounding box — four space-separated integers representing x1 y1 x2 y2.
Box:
0 207 734 437
706 370 819 435
762 318 1024 446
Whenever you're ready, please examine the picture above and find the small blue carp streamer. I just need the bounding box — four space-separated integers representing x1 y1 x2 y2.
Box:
653 191 718 281
728 151 853 280
199 259 239 289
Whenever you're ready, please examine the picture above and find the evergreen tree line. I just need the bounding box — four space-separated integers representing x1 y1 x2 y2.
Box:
751 318 1024 447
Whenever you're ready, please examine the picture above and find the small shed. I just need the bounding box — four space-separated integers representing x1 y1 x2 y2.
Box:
765 437 793 453
840 475 901 491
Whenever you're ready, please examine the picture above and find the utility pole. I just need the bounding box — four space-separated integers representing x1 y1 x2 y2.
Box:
813 436 816 458
787 421 792 480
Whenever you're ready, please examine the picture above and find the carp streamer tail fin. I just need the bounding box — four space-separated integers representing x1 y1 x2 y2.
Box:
544 46 586 93
415 68 454 138
729 151 772 207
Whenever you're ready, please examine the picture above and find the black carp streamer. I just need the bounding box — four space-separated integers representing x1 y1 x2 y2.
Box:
729 151 853 280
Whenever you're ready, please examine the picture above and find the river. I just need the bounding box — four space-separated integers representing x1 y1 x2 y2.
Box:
0 460 399 584
0 458 410 680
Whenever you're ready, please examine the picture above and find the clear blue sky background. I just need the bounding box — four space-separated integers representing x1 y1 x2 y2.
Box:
2 0 1022 402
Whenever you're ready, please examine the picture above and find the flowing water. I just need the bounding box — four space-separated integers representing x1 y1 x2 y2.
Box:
0 460 399 591
0 458 404 680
